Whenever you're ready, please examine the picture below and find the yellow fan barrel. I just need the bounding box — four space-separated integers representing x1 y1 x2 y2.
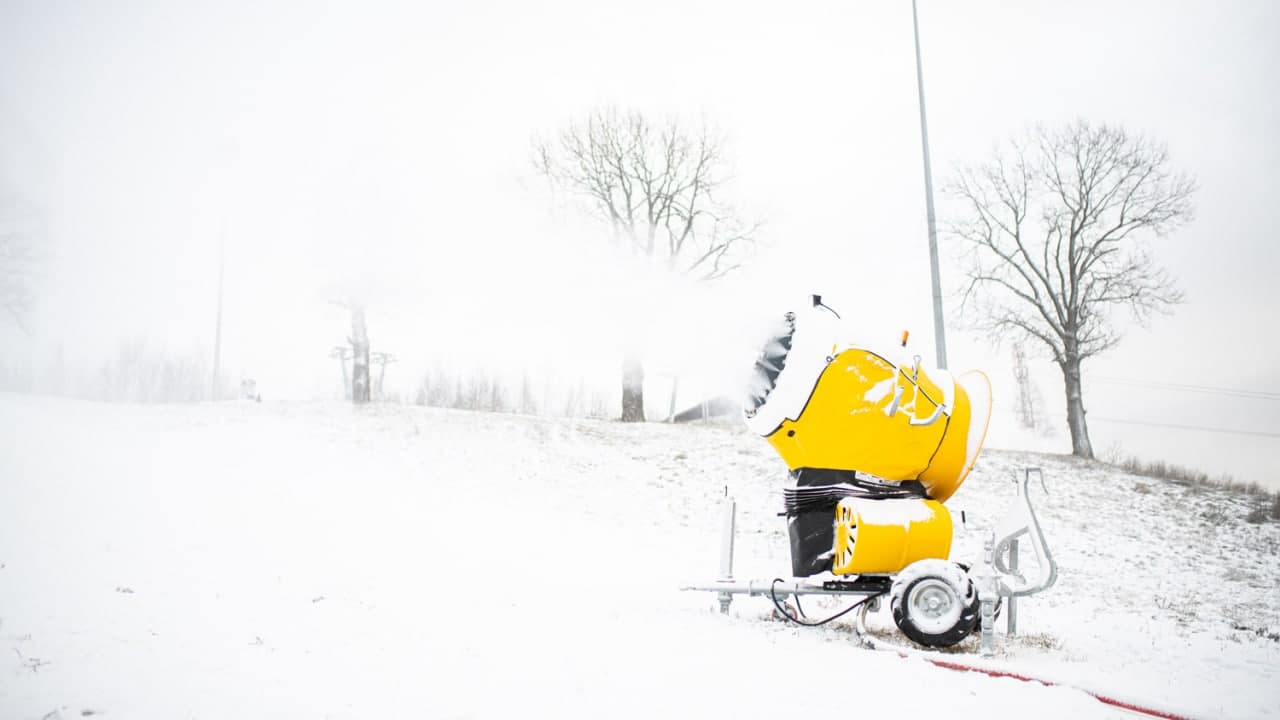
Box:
761 348 987 503
745 305 992 576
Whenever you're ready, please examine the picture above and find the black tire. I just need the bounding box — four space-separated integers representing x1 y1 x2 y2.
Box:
890 559 980 647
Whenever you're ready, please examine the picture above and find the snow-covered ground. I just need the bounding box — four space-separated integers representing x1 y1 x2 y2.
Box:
1 393 1276 719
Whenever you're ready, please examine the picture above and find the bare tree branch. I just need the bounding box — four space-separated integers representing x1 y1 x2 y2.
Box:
534 107 755 282
945 120 1195 458
533 107 757 421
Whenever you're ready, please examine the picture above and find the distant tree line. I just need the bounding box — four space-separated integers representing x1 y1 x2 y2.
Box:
0 339 216 402
413 365 615 419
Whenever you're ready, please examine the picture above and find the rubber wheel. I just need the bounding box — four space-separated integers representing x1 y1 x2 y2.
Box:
890 559 980 647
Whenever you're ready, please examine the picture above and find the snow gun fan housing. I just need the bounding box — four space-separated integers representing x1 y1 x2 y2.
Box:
744 303 992 577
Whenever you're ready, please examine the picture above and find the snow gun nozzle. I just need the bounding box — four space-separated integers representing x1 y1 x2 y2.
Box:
811 294 842 319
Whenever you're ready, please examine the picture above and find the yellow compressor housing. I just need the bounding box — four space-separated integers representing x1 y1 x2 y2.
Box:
831 497 953 574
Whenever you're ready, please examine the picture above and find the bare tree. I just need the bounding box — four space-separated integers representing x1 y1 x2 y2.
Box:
948 121 1195 458
0 191 40 329
349 305 371 404
518 373 538 415
534 107 756 421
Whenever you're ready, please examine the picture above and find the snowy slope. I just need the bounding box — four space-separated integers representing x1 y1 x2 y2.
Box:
0 394 1276 719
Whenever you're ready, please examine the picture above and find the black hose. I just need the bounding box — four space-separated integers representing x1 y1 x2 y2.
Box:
768 578 885 627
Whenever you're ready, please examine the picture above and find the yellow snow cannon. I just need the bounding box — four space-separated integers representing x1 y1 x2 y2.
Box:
744 298 992 577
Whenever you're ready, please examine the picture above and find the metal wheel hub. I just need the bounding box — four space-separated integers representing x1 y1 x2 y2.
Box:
907 578 962 634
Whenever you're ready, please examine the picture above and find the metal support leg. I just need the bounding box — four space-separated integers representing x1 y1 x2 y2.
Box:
980 596 996 656
718 494 736 614
979 535 996 656
1007 537 1019 636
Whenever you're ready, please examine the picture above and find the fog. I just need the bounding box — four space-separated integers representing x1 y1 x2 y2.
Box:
2 1 1277 486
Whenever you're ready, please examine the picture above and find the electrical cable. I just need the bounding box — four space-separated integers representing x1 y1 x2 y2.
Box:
1088 416 1280 439
1091 375 1280 401
995 407 1280 439
768 578 884 627
792 592 807 619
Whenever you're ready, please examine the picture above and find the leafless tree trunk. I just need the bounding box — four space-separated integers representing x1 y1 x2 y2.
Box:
519 373 538 415
621 352 645 422
948 121 1195 458
0 191 40 330
350 305 370 404
534 107 756 422
1062 346 1091 457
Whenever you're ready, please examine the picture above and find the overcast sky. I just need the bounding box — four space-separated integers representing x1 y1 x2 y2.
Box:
1 1 1277 485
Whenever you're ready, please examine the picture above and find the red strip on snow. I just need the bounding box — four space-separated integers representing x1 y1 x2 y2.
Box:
917 656 1195 720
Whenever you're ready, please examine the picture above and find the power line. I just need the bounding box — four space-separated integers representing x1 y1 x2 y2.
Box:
1091 375 1280 401
1085 416 1280 439
995 407 1280 439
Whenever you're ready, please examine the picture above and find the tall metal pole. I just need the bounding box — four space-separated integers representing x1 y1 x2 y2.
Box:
212 229 225 400
912 0 947 369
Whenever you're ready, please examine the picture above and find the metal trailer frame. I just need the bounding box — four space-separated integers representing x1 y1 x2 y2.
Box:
682 468 1057 655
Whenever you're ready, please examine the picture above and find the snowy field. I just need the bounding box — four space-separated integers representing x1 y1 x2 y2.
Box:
1 393 1276 719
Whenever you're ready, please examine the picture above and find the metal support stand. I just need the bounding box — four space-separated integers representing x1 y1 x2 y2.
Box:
976 467 1056 655
1007 537 1019 636
718 492 736 614
978 537 997 656
683 467 1056 658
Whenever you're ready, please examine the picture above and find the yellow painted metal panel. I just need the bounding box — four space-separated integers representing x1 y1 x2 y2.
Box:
831 498 953 575
764 349 947 481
